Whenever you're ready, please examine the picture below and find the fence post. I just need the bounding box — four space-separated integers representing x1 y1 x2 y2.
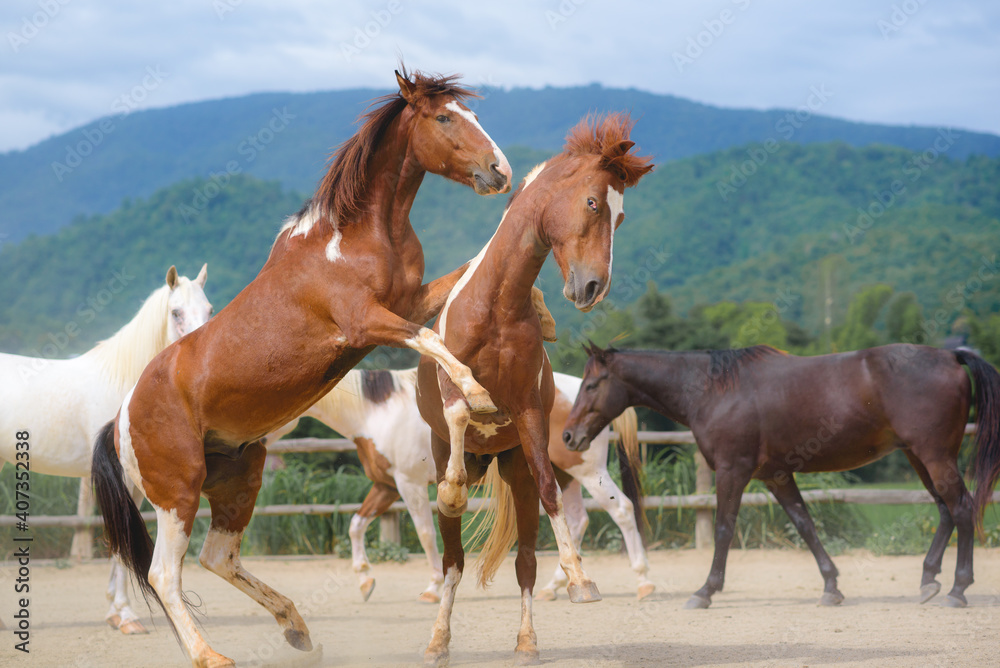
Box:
70 477 94 561
380 511 402 544
694 451 713 549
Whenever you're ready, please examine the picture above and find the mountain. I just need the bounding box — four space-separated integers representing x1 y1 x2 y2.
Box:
1 141 997 360
3 84 999 242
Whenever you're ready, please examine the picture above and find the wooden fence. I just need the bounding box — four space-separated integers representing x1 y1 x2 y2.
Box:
3 424 992 556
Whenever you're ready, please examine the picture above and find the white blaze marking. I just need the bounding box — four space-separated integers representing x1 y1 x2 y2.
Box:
601 185 625 302
445 101 511 179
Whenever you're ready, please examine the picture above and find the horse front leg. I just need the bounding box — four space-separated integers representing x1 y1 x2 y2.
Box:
516 408 601 604
340 305 495 413
685 459 753 609
433 371 471 517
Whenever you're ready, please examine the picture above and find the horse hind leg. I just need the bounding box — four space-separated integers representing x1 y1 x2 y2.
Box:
902 450 954 603
395 477 444 603
199 443 312 651
536 478 586 601
920 457 975 607
498 448 543 664
105 484 150 634
349 482 401 601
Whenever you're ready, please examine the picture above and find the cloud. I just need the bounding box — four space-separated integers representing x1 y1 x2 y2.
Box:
1 0 998 153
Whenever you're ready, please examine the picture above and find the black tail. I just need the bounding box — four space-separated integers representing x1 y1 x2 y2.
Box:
92 420 160 610
611 407 648 546
955 349 1000 533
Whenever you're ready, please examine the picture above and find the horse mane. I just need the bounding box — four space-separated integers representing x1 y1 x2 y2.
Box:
314 66 478 227
706 345 785 392
84 284 172 392
585 343 785 393
563 113 654 187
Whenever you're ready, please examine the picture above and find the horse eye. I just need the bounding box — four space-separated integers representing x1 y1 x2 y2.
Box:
585 381 598 391
586 197 598 212
171 310 182 320
436 115 450 123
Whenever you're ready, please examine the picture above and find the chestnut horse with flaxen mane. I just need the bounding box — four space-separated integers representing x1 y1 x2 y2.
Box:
91 68 513 668
563 343 1000 610
416 114 653 665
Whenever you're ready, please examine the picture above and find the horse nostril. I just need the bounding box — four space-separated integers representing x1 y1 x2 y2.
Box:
583 279 600 305
490 162 506 185
562 430 572 445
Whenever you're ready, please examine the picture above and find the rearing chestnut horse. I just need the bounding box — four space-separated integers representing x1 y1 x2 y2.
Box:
564 343 1000 609
92 68 513 668
416 114 653 665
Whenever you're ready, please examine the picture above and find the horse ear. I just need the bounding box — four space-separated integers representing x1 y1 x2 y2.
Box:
395 70 418 104
165 265 178 289
616 140 636 155
195 263 208 287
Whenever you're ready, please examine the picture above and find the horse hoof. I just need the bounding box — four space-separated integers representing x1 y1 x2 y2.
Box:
418 590 441 604
105 614 122 629
118 619 149 635
284 627 313 652
637 583 656 601
535 588 557 602
683 595 711 610
200 653 237 668
819 591 844 606
424 648 450 667
567 581 602 603
919 581 941 604
516 648 541 665
360 577 376 602
467 391 497 414
945 593 968 608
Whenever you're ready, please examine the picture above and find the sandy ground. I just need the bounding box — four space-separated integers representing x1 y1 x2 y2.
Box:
2 547 999 667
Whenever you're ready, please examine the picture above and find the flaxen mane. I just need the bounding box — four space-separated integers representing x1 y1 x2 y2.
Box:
314 67 478 226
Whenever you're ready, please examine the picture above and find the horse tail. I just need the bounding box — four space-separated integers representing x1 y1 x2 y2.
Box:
467 459 518 589
954 349 1000 533
611 407 648 545
92 420 160 610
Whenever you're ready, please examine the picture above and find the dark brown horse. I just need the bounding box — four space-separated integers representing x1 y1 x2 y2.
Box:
563 343 1000 609
91 68 515 668
415 114 653 665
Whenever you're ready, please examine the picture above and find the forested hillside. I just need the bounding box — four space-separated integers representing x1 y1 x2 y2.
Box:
1 141 997 371
3 83 999 242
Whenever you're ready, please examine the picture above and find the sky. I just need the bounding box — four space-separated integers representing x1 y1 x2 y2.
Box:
1 0 998 154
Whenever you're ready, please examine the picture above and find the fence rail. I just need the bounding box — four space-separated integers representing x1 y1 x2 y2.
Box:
2 424 985 551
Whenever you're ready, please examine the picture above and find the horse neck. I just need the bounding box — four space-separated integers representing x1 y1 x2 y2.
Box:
611 351 710 426
360 113 426 242
472 201 549 311
84 286 170 393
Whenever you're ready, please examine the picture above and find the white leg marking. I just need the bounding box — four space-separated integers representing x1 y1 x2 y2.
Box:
148 505 218 664
405 328 487 407
426 565 462 659
349 514 374 574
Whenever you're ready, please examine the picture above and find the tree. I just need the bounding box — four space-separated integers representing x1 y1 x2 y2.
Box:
834 284 893 351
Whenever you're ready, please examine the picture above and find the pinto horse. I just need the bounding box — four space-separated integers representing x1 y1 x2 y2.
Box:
563 343 1000 609
0 265 211 634
415 114 653 665
91 68 514 668
265 369 649 604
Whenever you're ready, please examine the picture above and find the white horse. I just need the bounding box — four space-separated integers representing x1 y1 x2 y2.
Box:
0 265 212 634
266 368 654 603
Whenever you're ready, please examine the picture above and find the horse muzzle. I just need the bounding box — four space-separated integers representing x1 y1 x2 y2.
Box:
562 426 592 452
472 153 512 195
563 267 608 312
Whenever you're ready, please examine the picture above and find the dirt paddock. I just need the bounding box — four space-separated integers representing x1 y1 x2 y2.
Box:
2 547 999 667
